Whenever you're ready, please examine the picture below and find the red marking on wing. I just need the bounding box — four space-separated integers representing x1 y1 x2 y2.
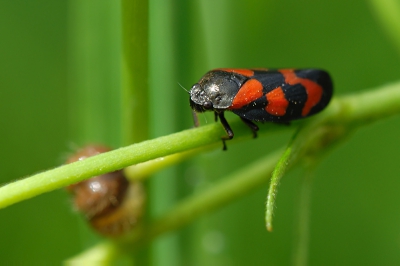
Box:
216 68 255 77
230 79 263 109
265 87 289 116
279 69 323 116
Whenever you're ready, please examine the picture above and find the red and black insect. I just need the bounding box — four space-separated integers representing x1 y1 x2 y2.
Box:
189 68 333 149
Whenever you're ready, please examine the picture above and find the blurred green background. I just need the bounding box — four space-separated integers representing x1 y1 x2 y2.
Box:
1 0 400 265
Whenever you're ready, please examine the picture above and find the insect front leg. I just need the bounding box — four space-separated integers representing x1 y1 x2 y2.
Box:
217 112 234 150
192 110 200 127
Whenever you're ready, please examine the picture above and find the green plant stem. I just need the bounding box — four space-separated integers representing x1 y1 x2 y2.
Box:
121 0 149 144
145 149 283 241
70 149 283 261
65 241 121 264
51 81 400 260
265 146 293 231
123 145 216 180
339 82 400 125
68 1 122 146
0 81 399 212
264 80 400 231
369 0 400 56
0 120 280 210
292 166 315 266
0 125 217 209
264 122 334 231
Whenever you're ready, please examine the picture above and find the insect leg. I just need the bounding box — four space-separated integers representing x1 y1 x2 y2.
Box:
240 117 259 138
218 112 234 150
192 110 200 127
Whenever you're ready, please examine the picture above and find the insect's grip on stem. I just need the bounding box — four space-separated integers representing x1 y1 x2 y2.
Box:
217 112 234 150
188 68 333 149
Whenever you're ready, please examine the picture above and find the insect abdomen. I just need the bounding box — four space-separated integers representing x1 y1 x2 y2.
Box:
229 69 333 122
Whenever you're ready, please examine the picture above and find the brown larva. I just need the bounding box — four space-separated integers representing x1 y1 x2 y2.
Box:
66 145 145 237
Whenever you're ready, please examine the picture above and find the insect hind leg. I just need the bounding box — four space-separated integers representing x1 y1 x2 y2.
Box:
240 117 259 138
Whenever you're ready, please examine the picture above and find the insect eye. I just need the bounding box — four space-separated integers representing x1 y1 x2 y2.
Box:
203 101 213 109
190 83 201 94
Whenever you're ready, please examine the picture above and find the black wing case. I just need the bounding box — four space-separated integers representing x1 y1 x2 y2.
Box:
231 69 333 122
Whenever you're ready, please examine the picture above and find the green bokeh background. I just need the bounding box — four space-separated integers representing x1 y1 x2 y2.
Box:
1 0 400 265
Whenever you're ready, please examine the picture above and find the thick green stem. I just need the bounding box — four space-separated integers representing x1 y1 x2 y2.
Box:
369 0 400 56
0 81 399 216
0 119 278 210
68 1 122 146
60 82 400 261
121 0 149 144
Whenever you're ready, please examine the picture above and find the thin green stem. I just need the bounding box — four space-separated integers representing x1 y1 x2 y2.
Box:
146 149 282 241
265 146 293 231
108 148 282 249
0 119 281 210
64 82 400 261
0 125 216 209
123 145 217 181
65 241 130 265
265 80 400 231
292 166 315 266
0 81 399 215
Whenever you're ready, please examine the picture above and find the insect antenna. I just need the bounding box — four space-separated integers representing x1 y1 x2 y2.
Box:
177 82 189 93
